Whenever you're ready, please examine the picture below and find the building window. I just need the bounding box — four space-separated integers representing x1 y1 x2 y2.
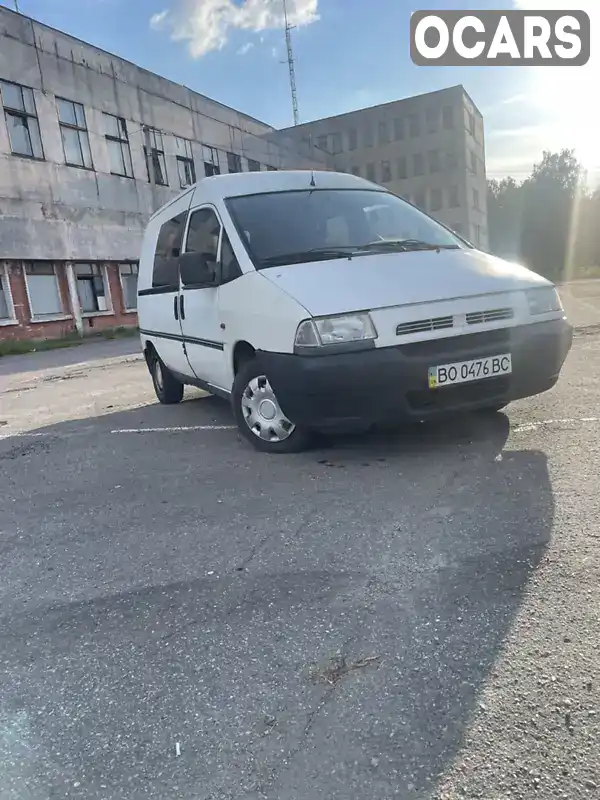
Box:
430 188 443 212
442 106 454 130
331 133 342 154
414 190 426 211
473 188 480 210
144 128 168 186
445 151 458 172
466 110 475 136
317 135 328 151
397 156 407 180
350 165 361 176
428 149 441 173
412 153 424 176
57 98 93 169
75 263 110 314
119 263 139 311
380 160 392 183
473 224 481 244
378 120 389 145
175 137 196 188
0 267 15 323
363 126 373 148
204 162 220 177
449 185 460 207
0 80 44 159
366 162 376 182
469 150 478 174
393 117 404 141
24 263 63 319
227 151 242 173
104 113 133 178
425 107 438 133
408 114 420 138
247 158 260 171
347 128 358 151
177 157 195 188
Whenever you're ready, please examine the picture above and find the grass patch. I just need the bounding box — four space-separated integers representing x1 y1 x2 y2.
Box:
101 325 138 340
0 325 138 358
0 335 82 358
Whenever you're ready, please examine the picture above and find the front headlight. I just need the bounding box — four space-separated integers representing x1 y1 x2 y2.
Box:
295 313 378 348
526 286 563 315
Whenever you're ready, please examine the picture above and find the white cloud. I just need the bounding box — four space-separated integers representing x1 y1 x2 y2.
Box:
150 0 319 58
150 9 169 28
237 42 254 55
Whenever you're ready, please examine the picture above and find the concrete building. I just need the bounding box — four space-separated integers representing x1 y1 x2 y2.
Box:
0 6 488 345
0 6 330 342
279 85 488 250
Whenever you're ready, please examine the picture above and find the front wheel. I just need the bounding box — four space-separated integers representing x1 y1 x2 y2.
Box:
232 360 312 453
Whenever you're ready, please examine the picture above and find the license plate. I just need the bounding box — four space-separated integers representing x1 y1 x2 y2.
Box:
428 353 512 389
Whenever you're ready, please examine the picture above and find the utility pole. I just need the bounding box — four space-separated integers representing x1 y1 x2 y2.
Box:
143 125 156 213
14 1 21 12
282 0 299 126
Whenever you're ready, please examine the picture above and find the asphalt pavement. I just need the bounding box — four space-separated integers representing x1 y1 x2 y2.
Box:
0 285 599 800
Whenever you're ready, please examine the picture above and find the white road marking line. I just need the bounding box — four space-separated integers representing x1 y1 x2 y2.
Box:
111 425 236 433
1 417 599 440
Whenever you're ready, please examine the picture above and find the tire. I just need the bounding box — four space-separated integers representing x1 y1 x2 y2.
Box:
232 359 312 453
150 351 184 405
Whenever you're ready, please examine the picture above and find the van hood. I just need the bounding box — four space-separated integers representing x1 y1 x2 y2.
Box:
260 248 550 317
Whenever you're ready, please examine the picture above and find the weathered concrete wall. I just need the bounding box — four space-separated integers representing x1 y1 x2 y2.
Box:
0 7 329 263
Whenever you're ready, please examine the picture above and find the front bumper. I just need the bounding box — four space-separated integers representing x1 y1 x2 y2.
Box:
257 318 573 432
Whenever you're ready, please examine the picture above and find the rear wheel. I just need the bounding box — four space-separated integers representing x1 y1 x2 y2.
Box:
232 359 312 453
150 351 184 405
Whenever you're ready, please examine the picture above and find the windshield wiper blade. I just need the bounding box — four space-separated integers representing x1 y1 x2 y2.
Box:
358 239 459 252
261 248 356 267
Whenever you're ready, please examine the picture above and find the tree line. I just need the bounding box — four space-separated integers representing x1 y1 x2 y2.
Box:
486 149 600 281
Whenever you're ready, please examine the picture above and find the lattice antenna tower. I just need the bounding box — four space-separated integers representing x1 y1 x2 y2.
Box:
282 0 300 125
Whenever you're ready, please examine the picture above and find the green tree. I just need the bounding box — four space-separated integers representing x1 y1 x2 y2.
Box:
486 149 598 281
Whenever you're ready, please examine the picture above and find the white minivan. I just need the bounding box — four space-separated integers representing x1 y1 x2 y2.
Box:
137 170 573 453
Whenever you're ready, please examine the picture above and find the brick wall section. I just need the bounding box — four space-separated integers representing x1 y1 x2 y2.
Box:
0 262 138 342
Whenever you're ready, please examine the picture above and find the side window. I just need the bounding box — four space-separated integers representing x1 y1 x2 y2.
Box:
152 211 187 289
183 207 221 286
220 231 243 284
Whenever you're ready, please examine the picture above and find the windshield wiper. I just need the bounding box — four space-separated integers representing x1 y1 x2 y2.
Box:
357 239 460 252
261 247 357 267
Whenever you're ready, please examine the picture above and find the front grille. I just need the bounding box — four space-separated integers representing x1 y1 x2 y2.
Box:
398 328 510 359
466 307 514 325
396 315 454 336
407 376 510 412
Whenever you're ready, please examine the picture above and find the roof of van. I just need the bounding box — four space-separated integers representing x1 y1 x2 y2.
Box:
150 170 381 221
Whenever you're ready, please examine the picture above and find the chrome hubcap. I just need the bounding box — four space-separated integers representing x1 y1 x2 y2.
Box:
153 359 164 392
241 375 295 442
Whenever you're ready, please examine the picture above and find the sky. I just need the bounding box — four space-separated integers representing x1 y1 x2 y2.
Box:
2 0 598 183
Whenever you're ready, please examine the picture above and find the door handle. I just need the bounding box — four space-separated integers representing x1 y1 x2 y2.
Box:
173 295 179 320
179 294 185 320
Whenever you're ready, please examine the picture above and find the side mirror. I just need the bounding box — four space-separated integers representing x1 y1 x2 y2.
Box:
179 251 216 287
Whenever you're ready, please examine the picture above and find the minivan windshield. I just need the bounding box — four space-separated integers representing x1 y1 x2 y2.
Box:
225 188 464 269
